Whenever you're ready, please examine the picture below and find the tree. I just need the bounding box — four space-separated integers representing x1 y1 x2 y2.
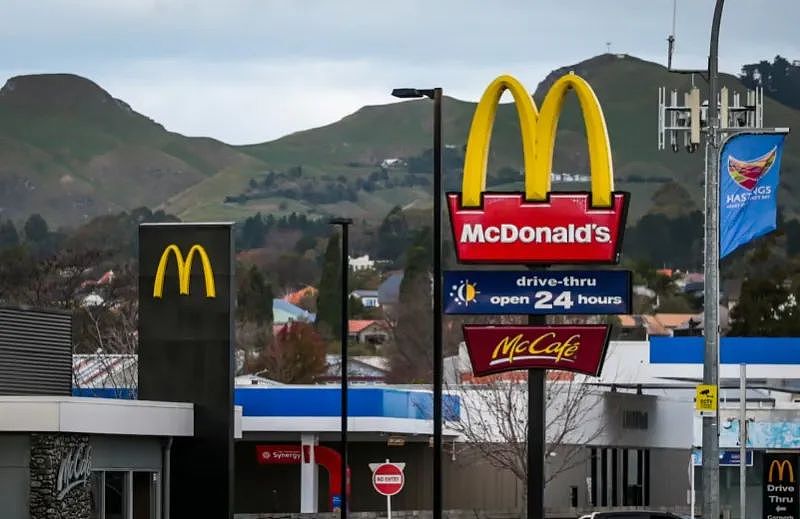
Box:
316 233 341 339
236 264 274 326
385 227 433 383
0 220 19 249
245 321 327 383
729 241 800 336
376 206 409 261
448 375 605 516
24 214 49 243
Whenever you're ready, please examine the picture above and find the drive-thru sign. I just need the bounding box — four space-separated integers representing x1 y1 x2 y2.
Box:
370 460 405 519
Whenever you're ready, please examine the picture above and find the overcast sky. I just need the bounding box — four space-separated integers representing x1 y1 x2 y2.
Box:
1 0 798 144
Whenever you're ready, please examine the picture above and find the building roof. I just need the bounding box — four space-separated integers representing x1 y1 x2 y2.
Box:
653 313 696 329
378 272 404 305
73 354 138 390
348 319 386 334
273 298 315 324
351 289 379 298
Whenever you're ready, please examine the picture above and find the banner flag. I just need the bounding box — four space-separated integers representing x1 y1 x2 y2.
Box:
720 132 786 258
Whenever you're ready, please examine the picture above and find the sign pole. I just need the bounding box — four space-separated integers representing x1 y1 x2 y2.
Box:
528 264 546 519
387 494 392 519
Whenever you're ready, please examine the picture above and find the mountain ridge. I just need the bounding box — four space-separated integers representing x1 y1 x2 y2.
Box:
1 54 799 227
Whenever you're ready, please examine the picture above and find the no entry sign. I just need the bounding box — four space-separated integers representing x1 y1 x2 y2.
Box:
371 462 405 496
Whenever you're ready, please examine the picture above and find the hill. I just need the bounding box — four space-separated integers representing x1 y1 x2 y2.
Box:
173 54 800 223
0 74 264 225
2 55 799 228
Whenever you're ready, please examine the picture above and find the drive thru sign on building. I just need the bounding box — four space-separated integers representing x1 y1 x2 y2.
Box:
370 460 405 518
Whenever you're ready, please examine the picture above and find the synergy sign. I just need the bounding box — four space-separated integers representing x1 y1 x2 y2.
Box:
444 270 631 315
462 324 611 377
447 73 628 264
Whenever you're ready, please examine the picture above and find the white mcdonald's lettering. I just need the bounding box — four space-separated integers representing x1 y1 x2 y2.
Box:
459 224 611 245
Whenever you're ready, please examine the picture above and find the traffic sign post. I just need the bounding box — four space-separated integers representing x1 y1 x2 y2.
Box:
370 460 405 519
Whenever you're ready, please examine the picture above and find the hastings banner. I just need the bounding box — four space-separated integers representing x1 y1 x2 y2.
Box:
721 132 787 258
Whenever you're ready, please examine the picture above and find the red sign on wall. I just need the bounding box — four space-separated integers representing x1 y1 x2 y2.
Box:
462 324 611 377
447 192 628 264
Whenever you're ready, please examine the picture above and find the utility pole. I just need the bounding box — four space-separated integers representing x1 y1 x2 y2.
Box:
703 5 724 519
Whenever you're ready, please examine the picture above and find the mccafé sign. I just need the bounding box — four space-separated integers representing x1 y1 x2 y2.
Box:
448 73 628 264
462 324 611 377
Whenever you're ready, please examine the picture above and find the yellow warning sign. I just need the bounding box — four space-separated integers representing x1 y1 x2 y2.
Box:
695 385 718 414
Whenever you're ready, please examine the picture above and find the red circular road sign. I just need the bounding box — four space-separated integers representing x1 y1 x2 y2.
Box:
372 463 404 496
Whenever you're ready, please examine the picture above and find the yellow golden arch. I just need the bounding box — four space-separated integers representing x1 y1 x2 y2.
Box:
461 72 614 208
153 244 216 298
768 459 795 483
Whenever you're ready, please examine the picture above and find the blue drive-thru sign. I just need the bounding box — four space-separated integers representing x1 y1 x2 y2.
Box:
443 270 631 315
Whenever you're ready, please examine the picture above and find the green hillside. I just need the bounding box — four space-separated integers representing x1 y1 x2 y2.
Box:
0 74 265 225
2 55 799 228
175 53 800 223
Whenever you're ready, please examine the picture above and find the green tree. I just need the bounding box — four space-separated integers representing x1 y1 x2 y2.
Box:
729 244 800 336
244 322 327 383
387 227 433 383
236 265 274 325
376 206 409 261
316 233 341 339
24 214 49 243
0 220 19 249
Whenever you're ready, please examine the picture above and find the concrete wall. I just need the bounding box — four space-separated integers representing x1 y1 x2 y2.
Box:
0 433 29 519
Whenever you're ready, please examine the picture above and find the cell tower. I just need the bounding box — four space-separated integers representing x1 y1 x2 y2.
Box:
657 84 764 152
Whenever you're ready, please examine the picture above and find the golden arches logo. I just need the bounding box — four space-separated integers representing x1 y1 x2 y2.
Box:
153 244 216 299
768 459 795 483
461 72 614 208
447 73 628 265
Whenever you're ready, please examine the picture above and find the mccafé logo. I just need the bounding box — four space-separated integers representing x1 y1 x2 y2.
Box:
769 459 796 484
448 73 628 264
491 332 579 367
463 324 610 377
153 244 216 298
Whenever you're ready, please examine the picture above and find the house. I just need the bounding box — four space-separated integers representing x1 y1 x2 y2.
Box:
348 320 389 345
348 255 375 271
318 354 390 383
380 158 406 169
273 298 315 325
350 289 380 308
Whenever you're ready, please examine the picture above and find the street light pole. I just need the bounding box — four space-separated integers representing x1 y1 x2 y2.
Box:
330 217 353 518
703 4 725 519
391 87 444 519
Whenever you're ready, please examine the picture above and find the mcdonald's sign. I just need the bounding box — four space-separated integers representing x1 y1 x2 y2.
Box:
447 73 629 264
138 223 234 518
769 459 796 484
153 244 216 298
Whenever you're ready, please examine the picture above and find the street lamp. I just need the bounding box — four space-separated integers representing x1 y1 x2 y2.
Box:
391 87 443 519
329 217 353 518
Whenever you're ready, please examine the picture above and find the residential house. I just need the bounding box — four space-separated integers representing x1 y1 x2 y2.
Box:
319 354 390 383
350 289 380 308
348 320 389 345
272 298 316 326
349 255 375 271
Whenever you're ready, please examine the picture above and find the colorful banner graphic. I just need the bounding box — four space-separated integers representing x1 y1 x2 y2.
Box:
447 74 628 264
444 270 631 315
462 324 611 377
720 132 786 258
